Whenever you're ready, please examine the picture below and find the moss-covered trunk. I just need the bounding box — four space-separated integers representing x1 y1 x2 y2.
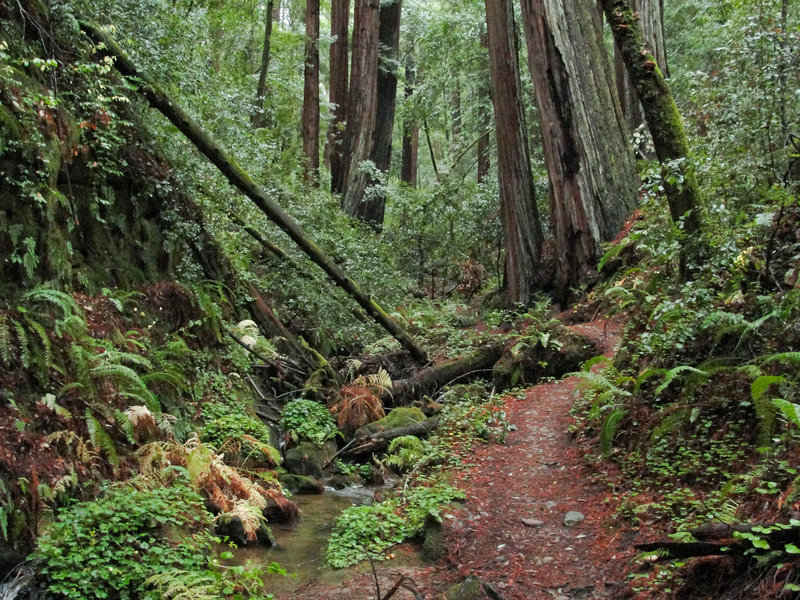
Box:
600 0 702 238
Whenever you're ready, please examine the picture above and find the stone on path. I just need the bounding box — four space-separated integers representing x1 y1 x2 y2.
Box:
563 511 585 527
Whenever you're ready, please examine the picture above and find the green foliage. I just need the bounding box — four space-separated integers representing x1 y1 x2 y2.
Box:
386 435 431 472
326 482 464 568
279 398 338 447
35 479 214 600
201 411 280 466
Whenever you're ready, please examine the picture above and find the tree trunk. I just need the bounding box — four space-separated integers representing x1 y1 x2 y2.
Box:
477 28 491 184
614 0 668 133
367 0 402 229
600 0 702 240
484 0 543 307
251 0 275 129
520 0 638 304
341 0 381 223
400 55 419 187
348 416 439 455
302 0 320 185
328 0 350 192
82 22 429 363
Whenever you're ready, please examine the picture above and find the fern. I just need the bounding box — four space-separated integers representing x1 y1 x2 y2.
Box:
114 409 137 444
22 287 81 319
13 319 29 368
0 314 11 363
600 409 627 457
751 375 786 402
146 570 219 600
85 410 119 467
774 399 800 429
653 365 708 397
649 406 692 442
24 315 51 375
760 352 800 366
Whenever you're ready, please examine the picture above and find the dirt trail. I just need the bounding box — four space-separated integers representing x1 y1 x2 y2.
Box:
290 318 636 599
438 318 633 599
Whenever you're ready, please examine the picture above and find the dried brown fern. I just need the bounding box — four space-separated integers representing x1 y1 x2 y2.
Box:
331 368 392 433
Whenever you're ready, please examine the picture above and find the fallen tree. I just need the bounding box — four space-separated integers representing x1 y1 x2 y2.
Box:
80 22 428 364
348 417 440 456
391 343 505 405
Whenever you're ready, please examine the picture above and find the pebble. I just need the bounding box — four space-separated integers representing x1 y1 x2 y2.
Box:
521 518 545 528
541 556 555 564
563 511 585 527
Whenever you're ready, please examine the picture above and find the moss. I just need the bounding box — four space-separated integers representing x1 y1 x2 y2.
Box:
356 406 427 436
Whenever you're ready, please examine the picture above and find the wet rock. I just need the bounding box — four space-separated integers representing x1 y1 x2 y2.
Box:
216 515 276 547
278 473 324 495
283 440 337 478
422 514 447 561
445 576 503 600
563 511 585 527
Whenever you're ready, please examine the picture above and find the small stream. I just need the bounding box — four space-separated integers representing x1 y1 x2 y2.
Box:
228 486 380 597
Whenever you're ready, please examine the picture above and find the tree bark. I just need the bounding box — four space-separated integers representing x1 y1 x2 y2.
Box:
341 0 381 224
349 417 440 455
520 0 638 304
82 22 429 363
484 0 543 307
367 0 402 228
392 343 504 405
251 0 275 129
328 0 350 192
477 28 491 184
600 0 702 240
614 0 668 133
302 0 321 185
400 55 419 187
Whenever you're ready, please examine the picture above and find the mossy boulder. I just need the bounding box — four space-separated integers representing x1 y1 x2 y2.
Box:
215 516 275 547
278 473 324 495
283 440 337 478
445 576 498 600
356 407 427 437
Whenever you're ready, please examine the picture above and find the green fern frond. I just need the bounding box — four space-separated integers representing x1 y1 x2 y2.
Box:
751 375 786 402
634 367 666 392
22 287 81 319
649 406 692 442
85 410 119 466
13 319 30 368
146 570 219 600
653 366 708 397
581 355 612 372
0 314 11 363
114 409 137 444
600 409 627 457
571 370 633 396
24 315 51 374
141 371 186 393
773 399 800 429
90 362 146 387
93 349 153 371
760 352 800 366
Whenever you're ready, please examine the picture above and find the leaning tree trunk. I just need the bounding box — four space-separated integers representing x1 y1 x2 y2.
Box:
485 0 543 307
520 0 638 304
601 0 702 240
614 0 668 133
400 54 419 187
341 0 381 223
82 22 429 363
251 0 275 129
327 0 350 191
302 0 320 185
367 0 402 229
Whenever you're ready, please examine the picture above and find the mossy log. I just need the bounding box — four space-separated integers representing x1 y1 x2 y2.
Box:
80 22 428 364
348 416 440 456
391 343 505 405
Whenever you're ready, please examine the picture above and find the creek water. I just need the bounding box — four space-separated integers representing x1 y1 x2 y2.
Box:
230 486 376 598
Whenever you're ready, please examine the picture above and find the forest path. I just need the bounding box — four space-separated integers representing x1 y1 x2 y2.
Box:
433 317 634 600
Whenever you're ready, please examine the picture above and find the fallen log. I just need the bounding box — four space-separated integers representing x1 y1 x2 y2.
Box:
348 417 440 456
80 22 428 364
391 343 504 405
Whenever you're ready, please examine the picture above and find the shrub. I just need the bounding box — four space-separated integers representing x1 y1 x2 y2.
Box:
280 398 338 447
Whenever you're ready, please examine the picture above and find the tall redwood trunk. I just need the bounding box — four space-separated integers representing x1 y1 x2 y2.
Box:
614 0 668 132
341 0 381 223
401 55 419 187
328 0 350 193
477 27 491 184
251 0 275 129
520 0 638 303
485 0 543 307
367 0 402 228
302 0 320 185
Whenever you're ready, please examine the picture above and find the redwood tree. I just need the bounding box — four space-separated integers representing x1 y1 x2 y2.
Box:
302 0 321 185
328 0 350 193
341 0 381 225
485 0 543 306
520 0 638 303
251 0 275 129
400 55 419 187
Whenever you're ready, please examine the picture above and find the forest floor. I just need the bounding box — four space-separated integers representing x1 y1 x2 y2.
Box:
287 316 648 600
